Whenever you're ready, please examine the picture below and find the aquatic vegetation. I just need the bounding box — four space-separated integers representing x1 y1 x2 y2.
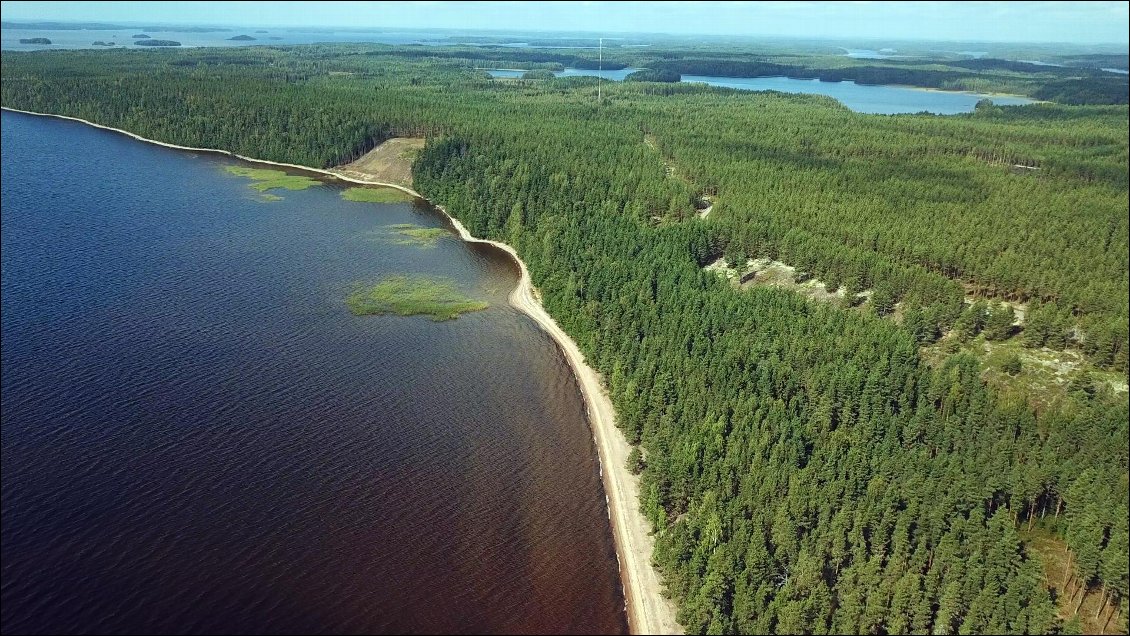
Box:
346 275 488 321
341 186 415 204
386 224 448 246
358 224 449 247
224 165 321 192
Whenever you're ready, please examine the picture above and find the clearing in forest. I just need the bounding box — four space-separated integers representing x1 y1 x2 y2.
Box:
1022 527 1127 635
706 257 868 305
644 134 713 218
335 137 425 189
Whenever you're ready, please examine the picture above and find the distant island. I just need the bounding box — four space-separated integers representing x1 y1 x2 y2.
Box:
131 34 151 39
134 39 181 47
228 35 256 41
91 41 115 47
521 69 556 80
255 30 268 34
18 37 51 45
625 69 681 83
0 20 227 31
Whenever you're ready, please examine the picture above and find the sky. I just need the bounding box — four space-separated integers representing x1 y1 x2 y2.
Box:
2 1 1128 44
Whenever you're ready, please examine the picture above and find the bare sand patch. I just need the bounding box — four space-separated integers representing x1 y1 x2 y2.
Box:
335 137 425 189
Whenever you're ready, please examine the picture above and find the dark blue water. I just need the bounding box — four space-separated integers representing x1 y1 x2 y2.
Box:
0 111 627 635
486 68 1035 114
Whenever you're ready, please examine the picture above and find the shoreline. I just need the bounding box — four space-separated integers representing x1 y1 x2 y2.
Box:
1 106 682 635
896 84 1043 101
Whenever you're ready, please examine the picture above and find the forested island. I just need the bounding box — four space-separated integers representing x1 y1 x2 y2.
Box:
520 69 556 80
1 41 1125 635
625 69 681 83
17 37 50 44
133 39 181 47
228 35 256 41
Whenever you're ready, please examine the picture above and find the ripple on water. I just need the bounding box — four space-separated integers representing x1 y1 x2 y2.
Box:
0 110 627 635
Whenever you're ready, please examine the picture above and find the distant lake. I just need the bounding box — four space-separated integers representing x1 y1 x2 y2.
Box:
486 68 1036 114
1 27 490 50
0 110 627 634
485 67 643 81
841 48 904 59
679 75 1036 114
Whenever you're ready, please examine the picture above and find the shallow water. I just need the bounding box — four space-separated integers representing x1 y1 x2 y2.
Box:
0 110 627 635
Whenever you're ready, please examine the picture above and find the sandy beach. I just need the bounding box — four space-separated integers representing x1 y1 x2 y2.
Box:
1 106 682 635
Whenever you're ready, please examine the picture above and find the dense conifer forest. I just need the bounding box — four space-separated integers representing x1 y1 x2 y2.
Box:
2 43 1126 634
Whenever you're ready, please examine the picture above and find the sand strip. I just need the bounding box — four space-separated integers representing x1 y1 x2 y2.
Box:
1 107 682 635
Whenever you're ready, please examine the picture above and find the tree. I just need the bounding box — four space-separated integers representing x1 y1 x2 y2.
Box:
955 301 988 341
871 284 895 317
983 304 1016 341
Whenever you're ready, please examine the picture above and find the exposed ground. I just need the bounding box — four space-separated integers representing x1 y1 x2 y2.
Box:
706 257 866 305
923 334 1128 409
644 133 713 220
706 252 1127 406
334 137 425 189
1023 526 1128 635
696 195 714 218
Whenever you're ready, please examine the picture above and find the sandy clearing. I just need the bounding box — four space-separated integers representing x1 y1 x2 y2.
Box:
338 137 424 190
2 106 682 635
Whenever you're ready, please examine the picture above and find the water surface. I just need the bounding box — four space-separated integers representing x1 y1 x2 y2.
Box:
1 27 455 50
0 110 627 635
486 67 1035 114
485 67 641 81
679 74 1036 114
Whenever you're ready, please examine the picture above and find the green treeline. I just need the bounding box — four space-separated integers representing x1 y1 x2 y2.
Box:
520 69 557 80
2 46 1126 634
626 69 682 83
643 58 1129 105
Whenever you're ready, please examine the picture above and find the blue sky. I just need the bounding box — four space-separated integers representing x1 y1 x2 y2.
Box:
2 1 1127 44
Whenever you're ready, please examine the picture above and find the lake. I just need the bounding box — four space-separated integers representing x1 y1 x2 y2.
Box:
484 67 643 81
0 110 627 635
0 27 463 50
485 68 1036 114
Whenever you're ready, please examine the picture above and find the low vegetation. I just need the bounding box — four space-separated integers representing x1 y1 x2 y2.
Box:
345 275 488 320
223 165 321 193
340 186 415 203
385 223 448 247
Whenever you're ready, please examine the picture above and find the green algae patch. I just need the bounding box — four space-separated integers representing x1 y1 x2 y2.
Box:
347 275 488 321
341 186 415 204
358 224 449 248
224 165 322 192
387 224 448 246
